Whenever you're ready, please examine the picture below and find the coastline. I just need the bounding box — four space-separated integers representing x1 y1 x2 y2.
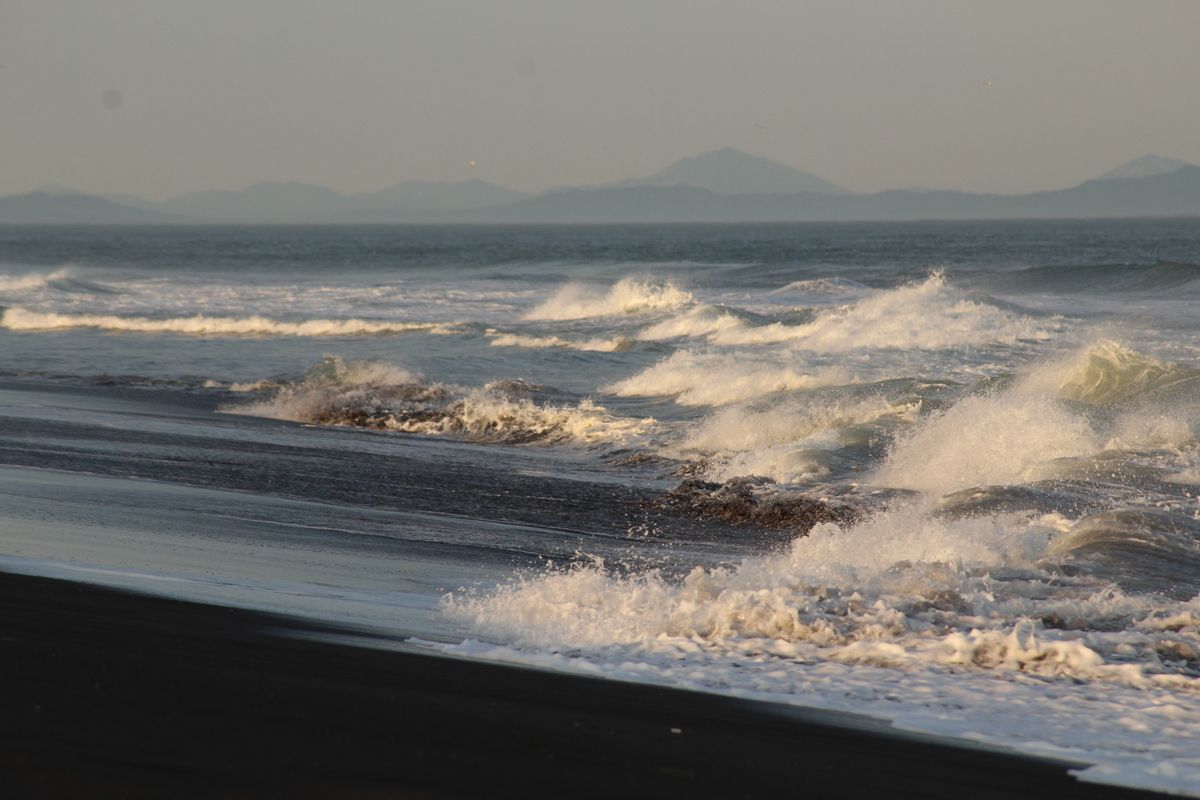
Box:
0 571 1162 799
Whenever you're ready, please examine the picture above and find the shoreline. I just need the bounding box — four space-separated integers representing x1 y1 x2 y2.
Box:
0 570 1162 799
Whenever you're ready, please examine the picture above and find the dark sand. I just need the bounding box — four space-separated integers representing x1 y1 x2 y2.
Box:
0 571 1161 799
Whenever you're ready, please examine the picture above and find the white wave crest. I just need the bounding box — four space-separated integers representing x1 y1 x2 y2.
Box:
634 304 746 341
875 342 1200 496
681 395 920 483
1024 340 1200 406
225 357 654 446
524 277 693 321
444 504 1192 691
711 273 1053 350
487 331 632 352
605 349 853 406
875 391 1098 495
0 307 458 337
0 266 77 292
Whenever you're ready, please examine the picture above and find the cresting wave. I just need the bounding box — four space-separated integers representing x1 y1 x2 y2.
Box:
877 341 1199 496
224 357 655 446
445 503 1200 691
0 267 75 292
523 277 693 321
705 272 1054 349
0 307 460 337
605 349 855 406
487 331 633 352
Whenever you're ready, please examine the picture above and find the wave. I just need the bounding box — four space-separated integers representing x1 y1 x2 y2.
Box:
524 277 693 321
0 307 459 337
1045 509 1200 599
769 277 869 295
605 349 854 406
487 331 633 352
0 266 115 294
679 394 920 484
225 357 654 446
875 391 1099 496
709 272 1055 350
444 502 1197 687
981 261 1200 295
874 342 1200 496
1024 340 1200 406
634 304 754 341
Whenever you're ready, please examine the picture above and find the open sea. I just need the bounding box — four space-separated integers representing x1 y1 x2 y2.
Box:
3 220 1200 793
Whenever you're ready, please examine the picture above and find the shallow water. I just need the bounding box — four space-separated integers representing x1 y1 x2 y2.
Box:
2 221 1200 793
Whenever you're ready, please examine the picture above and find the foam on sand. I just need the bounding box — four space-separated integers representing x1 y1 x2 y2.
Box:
0 307 458 337
524 277 693 321
444 500 1200 794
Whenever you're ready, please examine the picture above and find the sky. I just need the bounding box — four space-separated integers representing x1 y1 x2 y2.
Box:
4 0 1200 199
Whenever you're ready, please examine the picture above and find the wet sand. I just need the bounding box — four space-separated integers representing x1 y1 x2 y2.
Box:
0 570 1161 799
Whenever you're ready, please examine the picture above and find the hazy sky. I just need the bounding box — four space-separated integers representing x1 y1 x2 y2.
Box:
4 1 1200 198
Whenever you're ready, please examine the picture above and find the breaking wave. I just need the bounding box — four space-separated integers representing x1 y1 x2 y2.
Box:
0 307 459 337
524 277 693 321
634 304 751 341
875 342 1199 496
681 394 920 484
445 502 1200 687
487 331 633 352
0 266 115 294
1026 340 1200 406
225 357 654 446
605 349 854 406
710 272 1054 350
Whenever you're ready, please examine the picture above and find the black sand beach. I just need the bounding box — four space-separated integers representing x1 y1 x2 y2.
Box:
0 571 1161 799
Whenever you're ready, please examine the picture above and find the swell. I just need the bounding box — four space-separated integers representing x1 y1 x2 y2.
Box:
977 261 1200 295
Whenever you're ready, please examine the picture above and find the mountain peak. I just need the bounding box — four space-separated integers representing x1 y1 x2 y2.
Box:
1096 155 1193 182
639 148 846 195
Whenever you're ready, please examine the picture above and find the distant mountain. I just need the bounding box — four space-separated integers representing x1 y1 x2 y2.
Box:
162 181 347 223
344 180 528 222
0 192 176 224
157 179 528 223
33 184 162 212
635 147 846 195
1096 155 1193 182
6 152 1200 224
459 165 1200 223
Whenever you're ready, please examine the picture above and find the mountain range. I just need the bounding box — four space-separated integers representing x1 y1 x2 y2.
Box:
4 148 1199 224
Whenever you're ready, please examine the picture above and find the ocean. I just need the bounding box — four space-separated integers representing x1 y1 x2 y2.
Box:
2 220 1199 793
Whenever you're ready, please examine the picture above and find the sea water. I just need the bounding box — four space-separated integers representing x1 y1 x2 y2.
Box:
2 221 1199 793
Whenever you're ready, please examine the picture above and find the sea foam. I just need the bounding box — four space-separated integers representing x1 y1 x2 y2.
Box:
225 357 654 446
524 277 692 321
0 308 459 337
710 273 1053 350
605 349 854 406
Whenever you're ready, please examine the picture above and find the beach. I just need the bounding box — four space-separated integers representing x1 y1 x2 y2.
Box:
1 569 1162 799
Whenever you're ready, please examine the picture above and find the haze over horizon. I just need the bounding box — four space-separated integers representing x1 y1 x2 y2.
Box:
4 1 1200 199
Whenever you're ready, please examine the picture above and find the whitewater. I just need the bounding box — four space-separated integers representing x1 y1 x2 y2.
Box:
2 221 1200 795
